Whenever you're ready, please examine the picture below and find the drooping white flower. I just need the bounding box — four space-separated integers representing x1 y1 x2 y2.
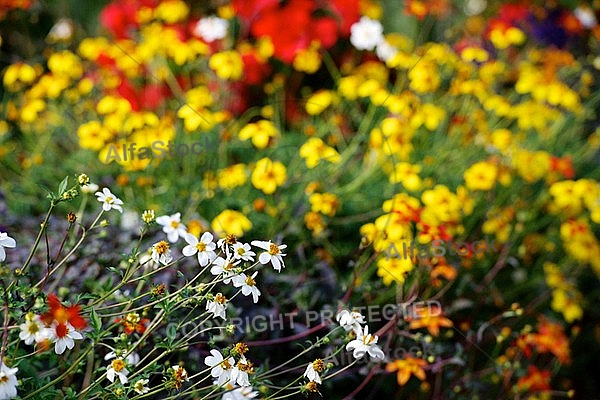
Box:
182 232 217 266
155 212 187 243
303 359 325 384
106 357 129 384
19 313 47 345
95 188 124 213
345 325 385 361
210 256 241 284
104 351 140 367
230 356 252 387
48 322 84 355
222 385 259 400
206 293 228 320
0 232 16 263
0 362 18 400
151 241 173 266
133 378 150 394
336 309 366 334
193 16 229 42
231 242 256 262
350 16 384 51
204 349 235 387
251 240 287 272
234 271 261 303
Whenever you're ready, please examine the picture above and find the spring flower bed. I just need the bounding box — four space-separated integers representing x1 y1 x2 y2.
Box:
1 0 600 398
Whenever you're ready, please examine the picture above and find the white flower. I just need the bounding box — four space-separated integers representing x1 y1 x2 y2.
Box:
234 271 261 303
80 182 99 194
0 362 18 400
104 351 140 367
140 250 160 270
206 293 228 320
155 212 187 243
222 386 259 400
19 314 46 345
0 232 16 263
230 356 252 387
151 241 173 266
47 18 74 41
133 378 150 394
350 16 384 51
210 256 240 284
95 188 124 213
303 359 324 384
251 240 287 272
193 16 229 42
345 325 385 361
49 322 84 355
231 242 255 262
182 232 217 266
336 309 366 333
575 6 597 29
376 39 398 62
106 357 129 384
204 349 235 387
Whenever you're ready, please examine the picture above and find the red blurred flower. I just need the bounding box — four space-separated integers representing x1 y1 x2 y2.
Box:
550 156 575 179
100 0 158 39
516 365 551 392
41 294 87 330
0 0 32 19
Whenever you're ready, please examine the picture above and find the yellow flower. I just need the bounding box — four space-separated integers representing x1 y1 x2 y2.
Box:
309 193 340 217
211 210 252 237
389 162 422 191
239 120 278 149
305 211 326 235
410 103 446 131
251 158 287 195
305 90 336 115
386 357 427 386
376 257 414 285
293 42 321 74
154 0 188 23
3 63 38 91
217 164 248 190
464 161 498 191
299 137 340 168
209 51 244 81
461 47 488 63
78 121 113 151
47 51 83 79
513 150 550 183
20 99 45 123
408 61 440 93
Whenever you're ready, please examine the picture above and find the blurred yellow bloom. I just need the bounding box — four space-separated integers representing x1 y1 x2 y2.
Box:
209 51 243 81
305 211 326 235
293 42 321 74
305 90 336 115
421 185 462 225
513 150 550 183
97 95 132 115
309 193 340 217
48 51 83 79
389 162 422 191
376 257 414 285
3 63 38 91
490 26 526 49
154 0 188 23
464 161 498 191
337 75 363 100
251 158 287 195
410 103 446 131
217 164 248 190
386 357 427 386
212 210 252 237
20 99 46 123
408 61 440 93
299 137 340 168
239 120 279 149
461 47 488 63
78 121 113 151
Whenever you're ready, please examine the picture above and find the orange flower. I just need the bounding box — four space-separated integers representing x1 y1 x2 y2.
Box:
406 303 453 336
116 312 149 335
516 365 551 392
517 317 571 364
386 356 427 385
41 294 87 330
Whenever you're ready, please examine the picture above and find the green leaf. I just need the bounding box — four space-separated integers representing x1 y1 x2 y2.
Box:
58 176 69 195
89 307 101 333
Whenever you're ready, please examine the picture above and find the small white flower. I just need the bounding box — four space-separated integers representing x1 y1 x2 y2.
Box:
182 232 217 266
234 271 261 303
336 309 366 334
350 16 384 51
345 325 385 361
155 212 187 243
133 378 150 394
222 385 259 400
0 362 18 400
303 360 324 384
151 241 173 266
106 357 129 384
206 293 228 320
47 18 74 41
251 240 287 272
210 256 241 284
95 188 124 213
49 322 84 355
231 242 256 262
194 16 229 42
230 356 251 387
19 314 46 345
204 349 235 387
0 232 16 263
575 6 597 29
376 39 398 62
80 182 99 194
104 351 140 367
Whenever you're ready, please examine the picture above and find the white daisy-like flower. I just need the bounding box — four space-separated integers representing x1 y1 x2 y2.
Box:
345 325 385 361
104 351 140 367
19 313 47 345
206 293 228 320
233 271 261 303
222 385 259 400
0 232 16 263
210 256 241 284
193 16 229 42
106 357 129 384
49 322 84 355
204 349 235 387
336 309 366 334
230 356 252 387
0 362 18 400
251 240 287 272
182 232 217 266
303 359 325 384
133 378 150 394
376 39 398 62
231 242 256 262
155 212 187 243
151 241 173 266
350 16 384 51
95 188 124 213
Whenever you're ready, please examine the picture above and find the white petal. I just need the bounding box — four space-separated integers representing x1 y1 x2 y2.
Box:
258 252 270 265
182 245 197 257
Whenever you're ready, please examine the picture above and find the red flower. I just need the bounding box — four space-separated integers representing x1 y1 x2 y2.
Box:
517 365 552 392
100 0 158 39
41 294 87 330
116 313 149 335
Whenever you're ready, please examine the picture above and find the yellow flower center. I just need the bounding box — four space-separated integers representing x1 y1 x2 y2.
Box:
111 359 126 372
269 243 280 255
215 293 227 304
196 242 207 252
28 323 39 335
225 234 237 244
245 276 255 286
171 221 179 228
225 262 234 271
105 196 114 204
0 375 8 383
312 359 325 373
234 342 248 355
126 312 140 324
155 241 169 255
221 359 232 369
237 247 245 255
